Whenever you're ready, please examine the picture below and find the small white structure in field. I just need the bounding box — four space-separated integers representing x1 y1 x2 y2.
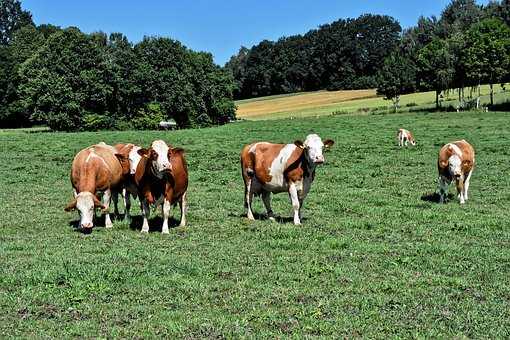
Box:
159 119 177 130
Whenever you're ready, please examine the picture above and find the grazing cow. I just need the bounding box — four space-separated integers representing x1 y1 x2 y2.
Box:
112 143 143 222
135 140 188 234
437 140 475 204
64 143 130 231
397 128 416 147
240 134 334 225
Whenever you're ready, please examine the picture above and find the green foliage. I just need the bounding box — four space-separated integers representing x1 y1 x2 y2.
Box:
2 111 510 337
129 102 166 130
377 53 416 111
0 0 33 45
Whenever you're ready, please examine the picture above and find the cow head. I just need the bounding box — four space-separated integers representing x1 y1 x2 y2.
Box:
296 134 334 165
409 137 417 146
137 140 172 180
448 154 463 180
64 192 106 230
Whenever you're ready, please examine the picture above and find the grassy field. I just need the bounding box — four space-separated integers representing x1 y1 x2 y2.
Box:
1 111 510 337
236 85 510 120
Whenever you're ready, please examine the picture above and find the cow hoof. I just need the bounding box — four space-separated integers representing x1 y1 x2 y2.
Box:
161 231 170 235
105 224 113 229
141 229 149 233
268 217 276 222
179 222 186 227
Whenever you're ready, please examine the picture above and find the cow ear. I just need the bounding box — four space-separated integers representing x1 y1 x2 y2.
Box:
323 139 334 149
137 148 150 157
170 147 185 156
294 140 305 149
92 195 106 210
439 160 448 168
462 159 472 168
64 199 77 212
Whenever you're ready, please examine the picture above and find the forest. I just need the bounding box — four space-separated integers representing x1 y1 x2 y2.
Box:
226 0 510 111
0 0 237 130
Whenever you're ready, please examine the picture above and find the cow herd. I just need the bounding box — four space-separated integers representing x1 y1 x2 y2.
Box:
64 130 475 234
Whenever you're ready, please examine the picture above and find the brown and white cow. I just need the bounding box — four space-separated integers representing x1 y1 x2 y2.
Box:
112 143 143 223
241 134 334 225
64 142 130 231
135 140 188 234
397 128 416 147
437 139 475 204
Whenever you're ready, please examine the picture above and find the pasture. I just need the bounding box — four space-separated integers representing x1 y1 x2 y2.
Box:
1 110 510 337
236 84 509 120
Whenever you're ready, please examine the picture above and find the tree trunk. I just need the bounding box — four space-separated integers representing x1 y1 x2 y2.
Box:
490 83 494 106
476 81 481 110
436 90 439 109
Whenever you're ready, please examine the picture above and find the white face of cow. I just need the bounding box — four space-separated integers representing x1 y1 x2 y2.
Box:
151 140 172 176
128 146 142 175
304 134 326 164
448 154 463 179
76 192 96 229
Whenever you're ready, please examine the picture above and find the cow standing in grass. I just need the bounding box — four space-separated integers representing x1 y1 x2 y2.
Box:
64 143 130 232
135 140 188 234
437 140 475 204
241 134 334 225
397 128 416 147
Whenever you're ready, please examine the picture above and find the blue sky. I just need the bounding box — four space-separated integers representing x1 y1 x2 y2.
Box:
22 0 490 65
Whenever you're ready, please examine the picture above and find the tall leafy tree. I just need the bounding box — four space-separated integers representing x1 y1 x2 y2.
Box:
0 0 33 45
462 18 510 106
377 53 416 112
417 39 455 108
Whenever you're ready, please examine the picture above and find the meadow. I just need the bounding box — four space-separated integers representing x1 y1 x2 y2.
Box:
1 110 510 337
236 84 510 120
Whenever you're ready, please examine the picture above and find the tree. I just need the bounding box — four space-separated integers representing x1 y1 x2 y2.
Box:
440 0 483 36
417 39 455 108
377 53 416 112
462 18 510 106
0 0 33 45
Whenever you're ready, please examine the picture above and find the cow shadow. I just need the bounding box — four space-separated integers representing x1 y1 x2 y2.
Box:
229 212 307 224
68 213 112 234
421 192 455 204
128 215 182 233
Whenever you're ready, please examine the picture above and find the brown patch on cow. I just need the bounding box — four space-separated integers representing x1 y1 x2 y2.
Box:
323 139 335 149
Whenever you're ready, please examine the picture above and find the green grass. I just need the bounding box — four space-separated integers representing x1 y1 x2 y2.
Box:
236 84 510 120
1 111 510 337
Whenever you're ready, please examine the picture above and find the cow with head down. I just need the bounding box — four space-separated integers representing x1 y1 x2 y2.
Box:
134 140 188 234
64 143 130 232
437 139 475 204
241 134 334 225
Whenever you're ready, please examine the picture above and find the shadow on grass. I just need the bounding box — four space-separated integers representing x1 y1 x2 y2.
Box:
230 212 307 224
421 192 454 203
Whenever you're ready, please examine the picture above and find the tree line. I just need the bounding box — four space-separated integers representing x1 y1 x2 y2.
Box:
226 0 510 111
0 0 236 130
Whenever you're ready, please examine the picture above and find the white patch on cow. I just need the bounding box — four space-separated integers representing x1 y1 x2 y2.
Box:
76 192 95 228
151 140 171 173
448 143 463 156
85 151 110 171
264 144 297 191
448 154 462 176
249 142 267 154
128 145 142 175
304 134 325 164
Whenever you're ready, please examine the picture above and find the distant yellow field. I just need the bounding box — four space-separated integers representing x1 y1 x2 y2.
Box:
236 89 377 118
236 85 509 120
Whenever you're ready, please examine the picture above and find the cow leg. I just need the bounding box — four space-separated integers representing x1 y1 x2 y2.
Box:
245 178 255 220
288 183 301 225
438 176 449 204
162 198 171 234
140 198 150 233
464 169 473 201
261 191 275 221
112 190 120 217
179 192 187 227
103 189 113 228
456 178 466 204
123 188 132 223
73 188 78 198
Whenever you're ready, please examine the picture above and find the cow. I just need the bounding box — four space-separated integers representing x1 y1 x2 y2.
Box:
135 140 188 234
397 128 416 147
240 134 334 225
64 142 130 232
112 143 143 223
437 140 475 204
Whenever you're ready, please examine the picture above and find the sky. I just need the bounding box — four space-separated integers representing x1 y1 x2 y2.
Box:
22 0 490 66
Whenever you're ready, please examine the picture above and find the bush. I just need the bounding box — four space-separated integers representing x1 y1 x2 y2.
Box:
130 102 166 130
82 113 114 131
